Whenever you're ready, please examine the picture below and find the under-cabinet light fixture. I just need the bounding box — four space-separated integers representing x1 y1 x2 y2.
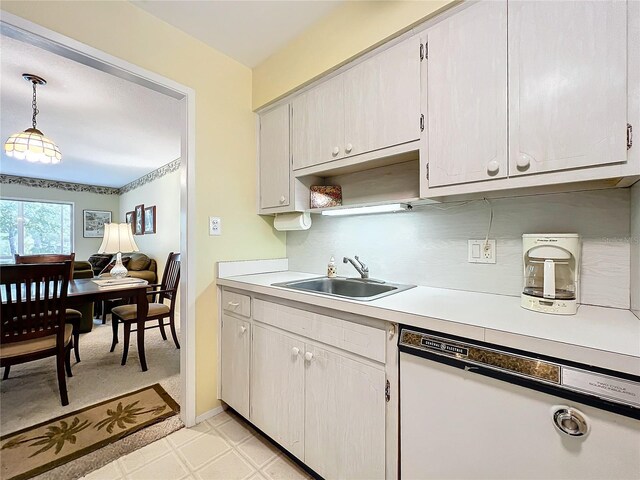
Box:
321 203 411 217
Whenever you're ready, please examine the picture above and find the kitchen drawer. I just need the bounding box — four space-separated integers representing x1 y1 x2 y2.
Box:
222 290 251 318
253 299 386 363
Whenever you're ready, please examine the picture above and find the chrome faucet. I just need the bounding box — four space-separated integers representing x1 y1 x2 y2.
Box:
343 256 369 279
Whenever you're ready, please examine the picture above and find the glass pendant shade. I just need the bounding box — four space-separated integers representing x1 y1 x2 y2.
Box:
3 74 62 165
4 128 62 164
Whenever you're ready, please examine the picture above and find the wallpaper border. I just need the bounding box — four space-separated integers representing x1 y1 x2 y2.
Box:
0 158 181 196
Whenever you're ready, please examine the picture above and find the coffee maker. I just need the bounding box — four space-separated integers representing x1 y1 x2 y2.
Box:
521 234 580 315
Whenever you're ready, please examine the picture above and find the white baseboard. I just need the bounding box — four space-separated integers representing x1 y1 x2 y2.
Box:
195 405 226 424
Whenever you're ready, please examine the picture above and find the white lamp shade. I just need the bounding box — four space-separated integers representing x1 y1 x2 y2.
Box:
98 223 139 254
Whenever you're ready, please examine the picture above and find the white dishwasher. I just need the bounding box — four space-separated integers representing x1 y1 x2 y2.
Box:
399 326 640 480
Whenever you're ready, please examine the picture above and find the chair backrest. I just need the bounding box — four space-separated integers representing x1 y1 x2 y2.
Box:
15 253 76 278
1 262 72 346
159 252 180 304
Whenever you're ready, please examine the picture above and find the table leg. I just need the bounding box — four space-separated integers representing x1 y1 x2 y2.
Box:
136 288 149 371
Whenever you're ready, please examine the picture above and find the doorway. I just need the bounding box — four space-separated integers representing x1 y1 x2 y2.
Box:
0 12 197 427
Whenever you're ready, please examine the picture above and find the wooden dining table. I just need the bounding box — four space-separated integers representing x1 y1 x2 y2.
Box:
66 278 150 371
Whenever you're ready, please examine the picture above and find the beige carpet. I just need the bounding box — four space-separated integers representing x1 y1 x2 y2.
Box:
1 316 181 436
1 384 179 480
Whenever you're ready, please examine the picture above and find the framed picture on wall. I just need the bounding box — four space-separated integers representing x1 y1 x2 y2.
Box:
83 209 112 238
134 204 145 235
125 210 135 233
144 205 156 234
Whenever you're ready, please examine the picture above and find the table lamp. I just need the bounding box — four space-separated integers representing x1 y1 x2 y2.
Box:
98 223 139 279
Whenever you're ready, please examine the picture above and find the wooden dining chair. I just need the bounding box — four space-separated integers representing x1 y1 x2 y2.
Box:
0 262 75 406
14 253 83 363
110 252 180 366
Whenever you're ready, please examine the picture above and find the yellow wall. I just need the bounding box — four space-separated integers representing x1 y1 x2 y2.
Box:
252 0 456 109
1 0 286 416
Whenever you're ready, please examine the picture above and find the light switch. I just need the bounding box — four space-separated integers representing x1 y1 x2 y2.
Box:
468 239 496 264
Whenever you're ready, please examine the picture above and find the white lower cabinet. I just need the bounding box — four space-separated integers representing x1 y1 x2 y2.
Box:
220 314 250 418
222 292 388 479
250 325 305 460
304 344 386 480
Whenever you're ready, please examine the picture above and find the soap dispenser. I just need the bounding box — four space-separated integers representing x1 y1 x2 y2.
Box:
327 256 337 278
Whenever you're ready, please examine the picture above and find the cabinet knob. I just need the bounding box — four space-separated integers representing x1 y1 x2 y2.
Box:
516 153 531 170
304 351 314 362
279 195 286 204
486 160 500 175
332 146 340 156
345 143 353 153
240 325 247 334
292 347 300 356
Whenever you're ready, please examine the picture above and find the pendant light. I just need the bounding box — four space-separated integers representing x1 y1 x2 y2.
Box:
4 74 62 164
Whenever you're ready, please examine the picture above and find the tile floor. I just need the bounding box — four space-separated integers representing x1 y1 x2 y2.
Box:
81 410 313 480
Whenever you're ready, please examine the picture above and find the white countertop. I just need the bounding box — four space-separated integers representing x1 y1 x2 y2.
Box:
217 270 640 376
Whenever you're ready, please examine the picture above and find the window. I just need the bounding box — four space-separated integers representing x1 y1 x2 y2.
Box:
0 199 73 263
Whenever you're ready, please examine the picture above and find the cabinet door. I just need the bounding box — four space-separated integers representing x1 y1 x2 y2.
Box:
251 325 305 459
292 76 345 170
259 104 290 209
427 1 508 187
304 345 386 479
220 314 250 418
344 35 421 157
509 1 627 176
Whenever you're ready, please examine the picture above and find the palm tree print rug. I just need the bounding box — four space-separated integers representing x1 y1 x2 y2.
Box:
0 383 179 480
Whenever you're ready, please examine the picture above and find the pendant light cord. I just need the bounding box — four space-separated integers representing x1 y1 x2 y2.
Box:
31 81 39 129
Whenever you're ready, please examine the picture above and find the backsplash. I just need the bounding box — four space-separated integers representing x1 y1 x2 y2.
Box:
287 189 633 309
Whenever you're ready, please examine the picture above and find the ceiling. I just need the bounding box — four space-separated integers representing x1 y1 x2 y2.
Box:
0 35 181 188
132 0 343 67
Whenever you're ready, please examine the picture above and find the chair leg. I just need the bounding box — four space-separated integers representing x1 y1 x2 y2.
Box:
65 344 73 378
121 322 131 366
56 352 69 406
73 331 81 363
3 366 10 380
169 313 180 349
102 300 108 324
158 318 168 341
110 316 119 352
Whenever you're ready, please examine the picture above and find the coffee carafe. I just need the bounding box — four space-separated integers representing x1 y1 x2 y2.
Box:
521 234 580 315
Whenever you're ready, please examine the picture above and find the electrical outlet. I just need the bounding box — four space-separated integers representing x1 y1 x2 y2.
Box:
468 239 496 264
209 217 221 236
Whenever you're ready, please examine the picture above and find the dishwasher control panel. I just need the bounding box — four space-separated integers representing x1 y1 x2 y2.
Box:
399 327 640 413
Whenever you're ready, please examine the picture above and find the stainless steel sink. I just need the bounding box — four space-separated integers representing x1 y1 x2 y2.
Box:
272 277 416 301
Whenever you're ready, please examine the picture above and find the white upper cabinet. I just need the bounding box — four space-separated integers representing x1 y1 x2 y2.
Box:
292 34 421 172
508 0 628 176
426 1 508 187
292 76 345 170
344 35 422 158
259 104 291 210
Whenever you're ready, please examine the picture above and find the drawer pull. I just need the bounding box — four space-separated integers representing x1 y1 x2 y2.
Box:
227 301 240 308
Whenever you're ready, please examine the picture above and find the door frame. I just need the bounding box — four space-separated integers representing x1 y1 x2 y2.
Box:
1 12 197 427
